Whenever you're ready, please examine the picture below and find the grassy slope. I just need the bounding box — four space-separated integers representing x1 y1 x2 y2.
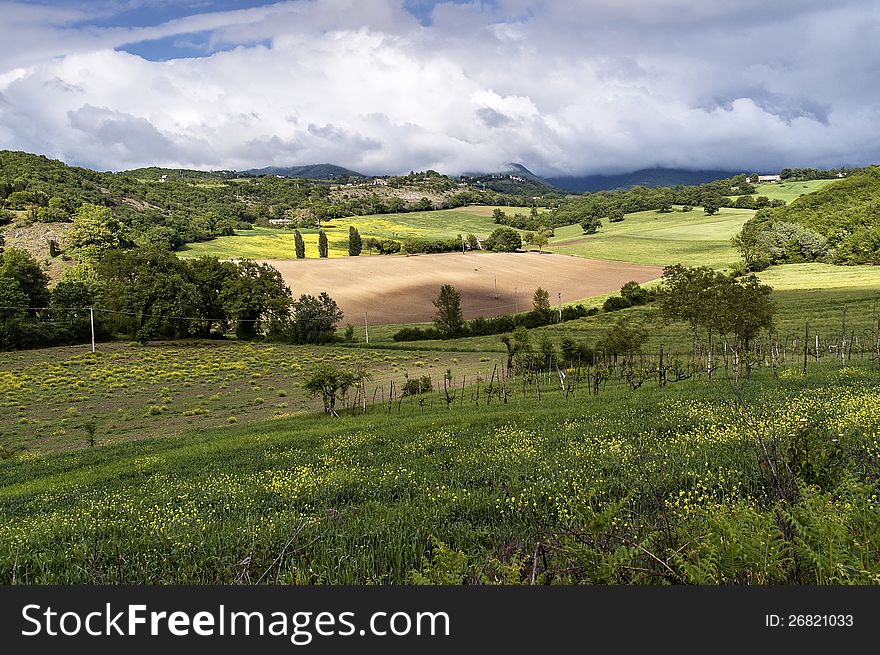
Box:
179 206 545 260
730 180 836 203
2 363 879 584
548 207 754 269
0 341 500 453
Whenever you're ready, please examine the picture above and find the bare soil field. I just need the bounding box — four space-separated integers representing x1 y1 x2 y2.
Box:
265 252 662 324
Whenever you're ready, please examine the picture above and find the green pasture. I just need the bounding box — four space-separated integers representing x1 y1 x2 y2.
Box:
731 180 837 204
548 207 754 268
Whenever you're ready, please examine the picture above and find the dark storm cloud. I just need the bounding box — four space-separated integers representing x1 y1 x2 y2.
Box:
0 0 878 174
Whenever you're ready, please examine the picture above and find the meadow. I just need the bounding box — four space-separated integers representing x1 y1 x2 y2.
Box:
2 361 879 584
732 180 836 204
0 341 498 452
548 207 754 269
179 206 544 260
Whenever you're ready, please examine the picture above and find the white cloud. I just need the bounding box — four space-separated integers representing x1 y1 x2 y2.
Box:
0 0 879 175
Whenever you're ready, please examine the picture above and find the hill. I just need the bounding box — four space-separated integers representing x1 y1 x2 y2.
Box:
736 167 880 266
459 163 562 198
242 163 366 180
547 168 737 193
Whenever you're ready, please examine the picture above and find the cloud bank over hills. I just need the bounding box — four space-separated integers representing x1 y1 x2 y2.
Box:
1 0 878 175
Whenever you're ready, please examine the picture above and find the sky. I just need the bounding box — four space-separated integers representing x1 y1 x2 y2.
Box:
0 0 879 176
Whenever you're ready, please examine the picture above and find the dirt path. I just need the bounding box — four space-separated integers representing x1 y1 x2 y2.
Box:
264 252 662 324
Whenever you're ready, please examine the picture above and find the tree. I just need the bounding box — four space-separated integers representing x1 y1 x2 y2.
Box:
710 274 776 349
290 292 344 343
0 247 50 310
294 229 306 259
500 326 531 374
619 281 651 306
484 226 522 252
303 363 368 416
186 257 239 336
533 287 551 311
433 284 464 338
64 204 129 262
598 317 648 356
702 197 721 216
0 276 28 326
580 217 602 235
466 234 479 250
97 247 204 343
492 208 506 223
532 229 550 252
219 259 292 339
50 280 94 331
348 226 362 256
318 230 329 258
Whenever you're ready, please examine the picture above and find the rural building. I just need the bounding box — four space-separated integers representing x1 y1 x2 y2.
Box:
756 174 781 183
268 218 294 226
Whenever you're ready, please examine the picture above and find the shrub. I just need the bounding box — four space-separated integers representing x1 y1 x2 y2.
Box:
603 296 632 312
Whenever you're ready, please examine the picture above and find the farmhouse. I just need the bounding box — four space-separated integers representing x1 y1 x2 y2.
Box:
756 174 781 183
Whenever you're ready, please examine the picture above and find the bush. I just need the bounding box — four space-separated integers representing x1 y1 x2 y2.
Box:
484 227 522 252
402 375 432 396
392 326 442 341
602 296 632 312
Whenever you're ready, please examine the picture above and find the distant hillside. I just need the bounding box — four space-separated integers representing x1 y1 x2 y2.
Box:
460 163 562 198
242 164 365 180
738 167 879 266
123 166 237 180
547 168 737 193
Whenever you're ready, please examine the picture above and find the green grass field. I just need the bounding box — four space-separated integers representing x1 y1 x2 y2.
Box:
548 207 754 268
179 206 543 260
0 341 499 452
730 179 837 204
3 362 879 584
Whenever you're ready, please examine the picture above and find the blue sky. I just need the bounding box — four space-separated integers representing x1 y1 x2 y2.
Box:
1 0 878 174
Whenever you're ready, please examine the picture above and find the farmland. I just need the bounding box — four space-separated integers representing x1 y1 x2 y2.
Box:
266 252 661 324
732 179 836 204
179 205 547 260
549 207 754 268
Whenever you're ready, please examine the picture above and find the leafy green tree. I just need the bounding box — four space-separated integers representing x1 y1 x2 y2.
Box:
64 204 129 262
702 196 721 216
50 280 93 329
294 229 306 259
710 274 776 349
598 317 648 356
433 284 465 338
0 248 50 310
466 233 479 250
0 276 28 326
221 260 292 339
318 230 329 258
580 216 602 234
290 292 344 343
303 363 368 416
96 247 202 343
484 226 522 252
619 281 651 305
186 257 239 336
532 228 551 252
348 225 362 256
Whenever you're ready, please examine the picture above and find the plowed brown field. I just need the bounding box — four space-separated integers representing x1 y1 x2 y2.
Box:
266 251 662 324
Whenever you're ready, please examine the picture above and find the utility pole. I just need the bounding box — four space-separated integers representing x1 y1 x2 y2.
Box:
90 306 96 353
514 287 518 313
557 292 562 321
364 312 369 344
494 276 498 299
